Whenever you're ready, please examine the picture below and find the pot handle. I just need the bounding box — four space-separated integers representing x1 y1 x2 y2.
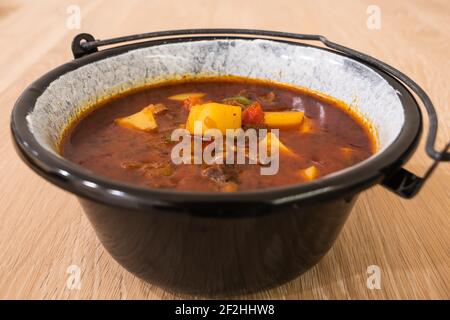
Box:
72 29 449 198
308 35 449 198
310 36 450 198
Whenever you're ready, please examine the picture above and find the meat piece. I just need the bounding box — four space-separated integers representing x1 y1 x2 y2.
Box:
201 164 240 185
258 91 276 103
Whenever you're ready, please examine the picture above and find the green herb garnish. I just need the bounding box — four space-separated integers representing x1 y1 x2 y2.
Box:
222 96 252 106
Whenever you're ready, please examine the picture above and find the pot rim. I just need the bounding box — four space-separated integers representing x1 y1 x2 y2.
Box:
10 34 422 211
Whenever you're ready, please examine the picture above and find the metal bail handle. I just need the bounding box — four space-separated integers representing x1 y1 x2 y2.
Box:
72 33 98 58
381 142 450 198
71 29 450 198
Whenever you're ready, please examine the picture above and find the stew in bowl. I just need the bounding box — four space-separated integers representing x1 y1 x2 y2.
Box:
61 77 376 192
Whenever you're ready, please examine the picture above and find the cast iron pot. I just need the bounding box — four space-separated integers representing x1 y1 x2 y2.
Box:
10 29 449 295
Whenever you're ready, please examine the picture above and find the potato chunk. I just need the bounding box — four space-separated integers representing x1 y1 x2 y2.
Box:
297 165 319 181
115 107 158 132
186 103 242 135
258 132 297 157
168 92 205 101
299 117 314 134
146 103 167 114
264 111 304 129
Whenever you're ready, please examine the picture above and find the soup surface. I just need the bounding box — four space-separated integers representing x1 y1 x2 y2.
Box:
61 77 376 192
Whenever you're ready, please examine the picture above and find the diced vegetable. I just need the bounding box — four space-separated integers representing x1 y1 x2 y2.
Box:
221 182 238 192
115 107 158 132
297 165 319 181
242 102 265 126
146 103 167 114
183 95 204 111
223 95 252 106
299 116 314 133
186 103 242 135
264 111 304 129
259 132 297 157
185 105 203 132
168 92 205 101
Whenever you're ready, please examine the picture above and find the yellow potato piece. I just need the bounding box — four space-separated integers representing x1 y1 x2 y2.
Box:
297 165 319 181
186 103 242 135
299 117 314 134
264 111 304 129
186 105 203 131
146 103 167 114
168 92 205 101
259 132 297 157
115 107 158 132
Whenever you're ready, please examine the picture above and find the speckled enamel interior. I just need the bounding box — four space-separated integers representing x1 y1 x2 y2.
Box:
27 39 404 154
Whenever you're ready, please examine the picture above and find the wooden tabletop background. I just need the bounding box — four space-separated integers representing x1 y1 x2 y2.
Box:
0 0 448 299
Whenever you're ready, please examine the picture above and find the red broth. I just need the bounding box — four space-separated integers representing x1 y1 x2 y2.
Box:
60 77 376 192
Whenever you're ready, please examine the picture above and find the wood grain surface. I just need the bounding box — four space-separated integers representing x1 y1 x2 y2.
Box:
0 0 448 299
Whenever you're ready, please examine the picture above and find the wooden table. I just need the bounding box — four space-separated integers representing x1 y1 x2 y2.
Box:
0 0 448 299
